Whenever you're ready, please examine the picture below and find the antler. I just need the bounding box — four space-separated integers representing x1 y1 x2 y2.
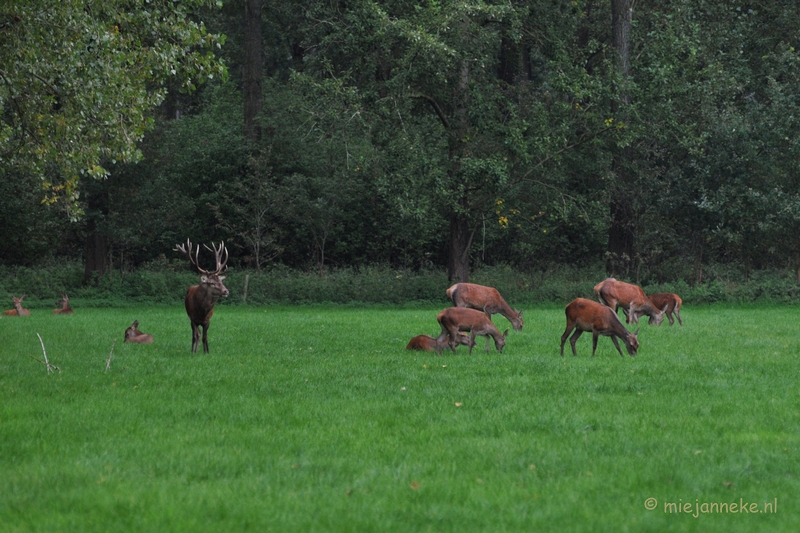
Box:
174 239 228 275
203 241 229 275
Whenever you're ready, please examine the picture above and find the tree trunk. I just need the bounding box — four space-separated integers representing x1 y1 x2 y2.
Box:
606 177 635 276
83 180 110 282
84 218 109 282
448 213 472 283
606 0 634 276
243 0 263 143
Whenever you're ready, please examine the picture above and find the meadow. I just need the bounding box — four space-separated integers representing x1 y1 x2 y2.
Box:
0 303 798 532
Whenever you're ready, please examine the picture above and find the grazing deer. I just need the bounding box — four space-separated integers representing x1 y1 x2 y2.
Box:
406 332 471 352
446 283 524 331
53 294 74 314
174 239 229 353
2 295 30 316
593 278 664 326
124 320 154 344
561 298 639 357
435 307 508 355
647 293 683 326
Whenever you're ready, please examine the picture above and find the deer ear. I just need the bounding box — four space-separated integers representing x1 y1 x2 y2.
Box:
200 275 208 283
218 275 226 281
502 329 509 337
634 328 640 336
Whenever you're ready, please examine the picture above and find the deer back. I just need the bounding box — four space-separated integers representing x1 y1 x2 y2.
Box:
446 282 523 330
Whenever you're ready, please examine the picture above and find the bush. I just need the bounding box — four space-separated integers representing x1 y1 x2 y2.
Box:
0 263 799 308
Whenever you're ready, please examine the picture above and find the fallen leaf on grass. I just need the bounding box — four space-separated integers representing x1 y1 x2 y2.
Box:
410 481 420 490
455 402 463 407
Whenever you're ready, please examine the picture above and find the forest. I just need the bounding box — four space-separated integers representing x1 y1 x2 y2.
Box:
2 0 800 287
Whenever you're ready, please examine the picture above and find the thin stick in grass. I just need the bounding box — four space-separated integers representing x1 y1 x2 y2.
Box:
32 333 61 374
105 339 117 372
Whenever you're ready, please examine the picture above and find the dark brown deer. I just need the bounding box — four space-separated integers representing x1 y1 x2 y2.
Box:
174 239 229 353
593 278 664 325
435 307 508 355
124 320 154 344
53 294 73 314
647 293 683 326
3 294 30 316
561 298 639 357
446 283 524 331
406 332 471 352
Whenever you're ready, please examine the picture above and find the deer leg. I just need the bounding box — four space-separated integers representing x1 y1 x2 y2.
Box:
675 308 683 326
591 331 600 356
191 323 201 353
560 326 573 356
610 335 624 357
468 330 477 355
569 329 583 356
201 323 210 353
435 329 449 355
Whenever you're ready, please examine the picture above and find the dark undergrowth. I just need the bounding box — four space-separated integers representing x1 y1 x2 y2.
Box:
1 262 799 309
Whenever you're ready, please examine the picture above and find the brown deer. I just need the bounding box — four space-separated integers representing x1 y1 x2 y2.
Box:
3 295 30 316
124 320 154 344
593 278 664 326
174 239 229 353
406 332 471 352
561 298 639 357
647 293 683 326
435 307 508 355
53 294 74 314
446 283 524 331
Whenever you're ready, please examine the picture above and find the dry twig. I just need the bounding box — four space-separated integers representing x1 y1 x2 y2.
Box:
105 339 117 372
33 333 61 374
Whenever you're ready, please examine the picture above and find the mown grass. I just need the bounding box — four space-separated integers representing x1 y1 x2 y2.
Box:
0 304 798 532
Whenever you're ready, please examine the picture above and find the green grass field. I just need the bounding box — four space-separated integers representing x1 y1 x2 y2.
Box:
1 304 797 532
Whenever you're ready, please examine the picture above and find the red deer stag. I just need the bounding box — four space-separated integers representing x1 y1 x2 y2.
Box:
53 294 73 314
3 295 30 316
593 278 664 326
174 239 229 353
435 307 508 355
561 298 639 357
446 283 524 331
406 332 471 352
647 293 683 326
124 320 154 344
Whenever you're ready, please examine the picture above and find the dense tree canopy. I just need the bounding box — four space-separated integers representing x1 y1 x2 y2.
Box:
1 0 799 284
0 0 226 217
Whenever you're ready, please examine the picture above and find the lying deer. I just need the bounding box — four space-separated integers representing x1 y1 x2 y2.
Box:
124 320 154 344
3 295 30 316
435 307 508 355
561 298 639 357
53 294 74 314
406 332 471 352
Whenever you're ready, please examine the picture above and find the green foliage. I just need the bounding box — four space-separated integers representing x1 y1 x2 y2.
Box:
0 0 226 215
3 263 800 309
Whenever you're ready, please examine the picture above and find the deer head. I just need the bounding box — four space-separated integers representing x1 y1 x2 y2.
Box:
173 239 230 298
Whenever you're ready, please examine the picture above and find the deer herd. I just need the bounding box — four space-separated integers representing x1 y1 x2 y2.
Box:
3 239 681 357
407 277 682 357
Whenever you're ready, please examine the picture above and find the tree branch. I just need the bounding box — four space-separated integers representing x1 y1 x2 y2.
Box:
409 92 450 129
